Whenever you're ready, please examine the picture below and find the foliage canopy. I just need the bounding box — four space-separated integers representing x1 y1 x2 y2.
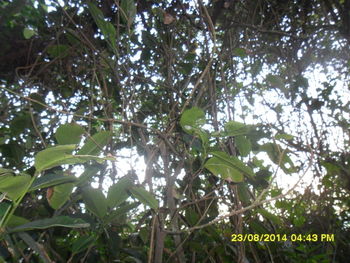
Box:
0 0 349 262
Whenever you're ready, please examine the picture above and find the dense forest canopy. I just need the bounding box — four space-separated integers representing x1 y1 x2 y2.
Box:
0 0 349 262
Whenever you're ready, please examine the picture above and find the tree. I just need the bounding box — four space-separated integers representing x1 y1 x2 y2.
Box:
0 0 349 262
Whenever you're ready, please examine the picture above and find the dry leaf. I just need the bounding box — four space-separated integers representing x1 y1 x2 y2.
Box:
46 187 54 200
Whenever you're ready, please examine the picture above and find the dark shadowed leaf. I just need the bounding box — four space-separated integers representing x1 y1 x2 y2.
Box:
30 173 77 191
47 44 69 58
0 203 29 227
9 216 90 233
71 235 96 254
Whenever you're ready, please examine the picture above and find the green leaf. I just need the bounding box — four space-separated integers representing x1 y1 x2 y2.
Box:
47 183 74 210
23 28 36 39
237 184 251 205
72 236 96 254
260 143 295 173
9 216 90 233
121 0 137 27
185 208 200 226
233 48 247 57
47 44 69 58
76 165 101 186
235 135 251 157
10 113 32 136
211 151 255 179
30 173 77 191
77 131 111 155
17 232 52 263
82 187 108 218
275 133 294 141
107 177 133 209
250 219 269 234
197 130 209 149
0 168 15 177
29 93 46 111
256 208 282 225
106 202 139 224
35 144 75 172
130 186 158 210
0 203 29 227
204 157 244 182
180 107 205 134
0 171 31 200
87 2 116 50
55 123 85 145
35 144 114 172
224 121 249 136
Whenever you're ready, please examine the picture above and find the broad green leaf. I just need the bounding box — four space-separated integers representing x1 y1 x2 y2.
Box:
47 44 69 58
197 130 209 148
102 22 117 50
55 123 85 145
9 216 90 233
256 208 282 225
72 236 96 254
87 2 116 50
211 151 255 179
130 186 158 210
47 183 74 210
180 107 205 134
235 135 251 157
107 177 133 209
237 184 251 205
35 144 114 172
82 187 108 218
0 203 29 227
204 157 243 182
224 121 249 136
30 173 77 191
10 113 32 136
35 144 75 172
260 143 295 173
23 28 36 39
121 0 137 27
0 172 31 200
77 131 111 155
